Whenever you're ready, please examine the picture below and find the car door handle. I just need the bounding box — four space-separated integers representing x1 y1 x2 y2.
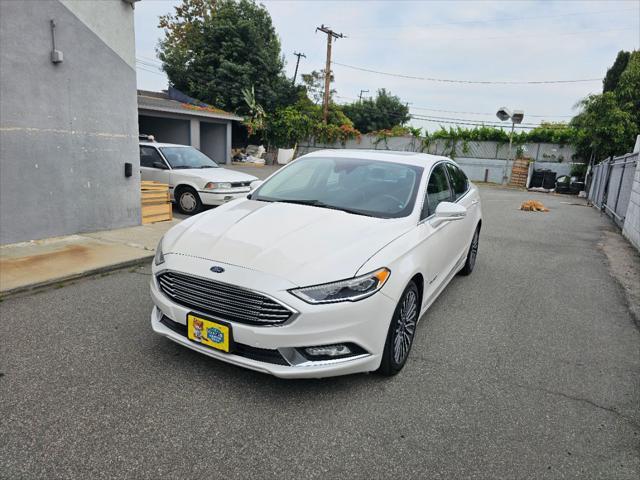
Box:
471 200 479 206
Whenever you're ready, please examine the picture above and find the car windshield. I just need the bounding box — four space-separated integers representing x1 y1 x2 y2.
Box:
253 156 423 218
160 147 219 169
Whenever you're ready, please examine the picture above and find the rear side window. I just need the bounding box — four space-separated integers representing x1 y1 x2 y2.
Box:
445 163 469 200
422 164 452 218
140 146 165 168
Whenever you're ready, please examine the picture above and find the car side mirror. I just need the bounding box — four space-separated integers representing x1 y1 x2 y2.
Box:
431 201 466 228
152 161 168 170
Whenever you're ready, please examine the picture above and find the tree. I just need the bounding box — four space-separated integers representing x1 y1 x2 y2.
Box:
570 92 637 160
603 51 630 93
158 0 299 114
525 122 576 146
301 70 334 105
341 89 410 133
614 51 640 129
570 50 639 160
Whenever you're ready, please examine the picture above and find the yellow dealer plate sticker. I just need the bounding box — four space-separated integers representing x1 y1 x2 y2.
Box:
187 313 231 353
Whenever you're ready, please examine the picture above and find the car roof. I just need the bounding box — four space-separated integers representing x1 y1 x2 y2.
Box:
139 141 192 148
302 149 452 168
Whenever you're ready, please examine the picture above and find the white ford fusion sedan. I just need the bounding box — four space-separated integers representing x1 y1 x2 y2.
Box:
150 150 482 378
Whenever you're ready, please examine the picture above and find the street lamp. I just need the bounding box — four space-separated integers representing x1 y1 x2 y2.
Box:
496 107 524 184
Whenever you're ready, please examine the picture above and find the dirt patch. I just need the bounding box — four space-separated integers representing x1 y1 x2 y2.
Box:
599 230 640 329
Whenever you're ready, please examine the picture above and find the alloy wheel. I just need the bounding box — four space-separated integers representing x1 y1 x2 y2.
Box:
468 230 479 270
393 289 418 364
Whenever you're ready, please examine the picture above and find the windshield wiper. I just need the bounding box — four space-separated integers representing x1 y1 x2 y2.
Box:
272 199 374 217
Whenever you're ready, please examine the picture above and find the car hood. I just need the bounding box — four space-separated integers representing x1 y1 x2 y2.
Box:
173 167 257 183
164 199 413 286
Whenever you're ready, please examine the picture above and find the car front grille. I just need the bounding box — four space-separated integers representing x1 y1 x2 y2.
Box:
230 181 251 188
156 271 295 326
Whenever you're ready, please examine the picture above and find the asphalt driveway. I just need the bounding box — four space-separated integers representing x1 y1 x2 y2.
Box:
1 186 638 479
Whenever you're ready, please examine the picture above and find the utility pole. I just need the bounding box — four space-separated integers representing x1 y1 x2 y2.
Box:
316 25 345 123
292 51 306 85
358 89 369 102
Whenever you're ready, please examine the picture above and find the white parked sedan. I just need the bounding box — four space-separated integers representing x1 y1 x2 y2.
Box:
140 141 258 214
150 150 482 378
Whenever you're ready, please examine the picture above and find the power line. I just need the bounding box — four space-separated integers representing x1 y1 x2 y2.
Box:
410 115 572 130
332 97 572 129
138 54 162 64
332 61 603 85
350 25 638 41
136 59 163 69
137 55 163 65
334 95 574 128
333 94 573 119
136 65 166 77
348 7 638 31
409 105 573 119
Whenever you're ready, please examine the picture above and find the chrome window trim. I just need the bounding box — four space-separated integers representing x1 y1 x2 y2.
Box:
140 145 172 170
417 160 470 225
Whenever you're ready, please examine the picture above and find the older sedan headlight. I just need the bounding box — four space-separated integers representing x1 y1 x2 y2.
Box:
204 182 232 190
289 268 390 304
154 237 165 266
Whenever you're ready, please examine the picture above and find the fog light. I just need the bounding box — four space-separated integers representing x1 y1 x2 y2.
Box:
305 344 351 357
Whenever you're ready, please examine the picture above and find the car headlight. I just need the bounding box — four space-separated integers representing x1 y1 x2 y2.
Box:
289 268 390 304
204 182 232 190
154 237 165 266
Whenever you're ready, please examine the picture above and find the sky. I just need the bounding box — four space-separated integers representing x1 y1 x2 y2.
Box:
134 0 640 131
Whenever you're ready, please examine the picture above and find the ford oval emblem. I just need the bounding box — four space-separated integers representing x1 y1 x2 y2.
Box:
210 266 225 273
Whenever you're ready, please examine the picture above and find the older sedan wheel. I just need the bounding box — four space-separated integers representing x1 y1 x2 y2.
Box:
176 187 203 215
378 281 420 376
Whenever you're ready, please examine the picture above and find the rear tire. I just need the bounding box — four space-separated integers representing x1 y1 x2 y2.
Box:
459 225 480 276
377 281 420 376
175 186 203 215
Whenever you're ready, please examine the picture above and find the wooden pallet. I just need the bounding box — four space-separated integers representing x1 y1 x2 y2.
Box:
141 181 172 224
509 159 531 188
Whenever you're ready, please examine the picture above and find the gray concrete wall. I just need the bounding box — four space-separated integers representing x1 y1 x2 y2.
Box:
298 136 577 162
297 135 579 184
622 158 640 251
60 0 135 69
139 115 191 145
200 122 227 164
0 0 139 244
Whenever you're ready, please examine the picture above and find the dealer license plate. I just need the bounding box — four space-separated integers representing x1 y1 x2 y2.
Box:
187 313 232 353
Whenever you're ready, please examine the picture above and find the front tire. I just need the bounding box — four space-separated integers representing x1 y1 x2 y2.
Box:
175 187 203 215
378 282 420 376
459 225 480 276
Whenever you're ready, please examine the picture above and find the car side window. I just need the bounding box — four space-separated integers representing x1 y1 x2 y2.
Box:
445 163 469 200
422 164 452 219
140 146 165 168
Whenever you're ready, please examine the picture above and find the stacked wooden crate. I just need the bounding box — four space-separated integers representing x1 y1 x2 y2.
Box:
141 181 172 224
509 158 531 188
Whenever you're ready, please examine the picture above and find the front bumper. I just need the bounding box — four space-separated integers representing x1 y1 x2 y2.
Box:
150 260 396 378
198 189 250 206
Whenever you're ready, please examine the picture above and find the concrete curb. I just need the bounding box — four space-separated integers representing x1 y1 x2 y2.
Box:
0 254 153 299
